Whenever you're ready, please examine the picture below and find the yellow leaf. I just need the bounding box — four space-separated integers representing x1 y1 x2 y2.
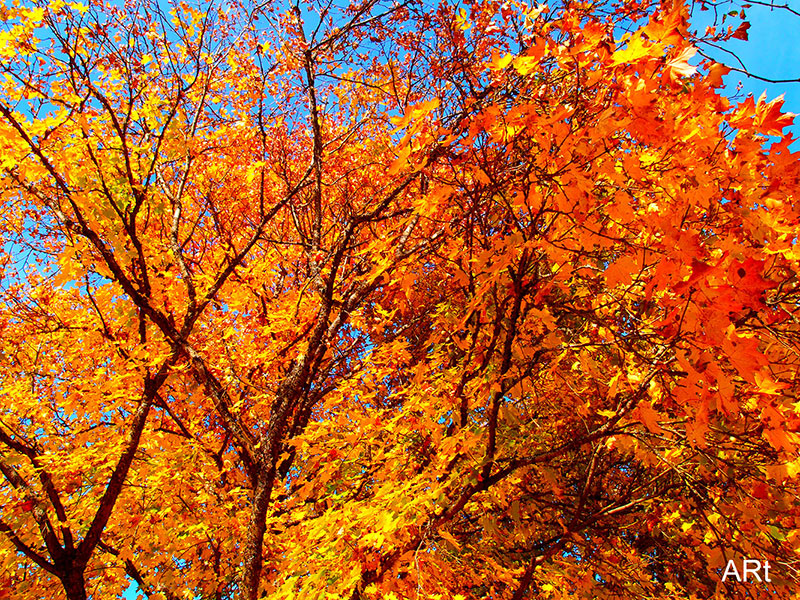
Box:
611 35 664 66
513 56 540 76
491 51 513 71
754 371 788 395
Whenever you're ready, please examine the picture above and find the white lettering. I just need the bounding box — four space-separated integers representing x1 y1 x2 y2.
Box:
742 559 762 582
722 559 741 582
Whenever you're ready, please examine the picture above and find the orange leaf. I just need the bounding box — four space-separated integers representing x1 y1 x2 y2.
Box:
706 62 730 88
754 92 796 137
633 401 663 434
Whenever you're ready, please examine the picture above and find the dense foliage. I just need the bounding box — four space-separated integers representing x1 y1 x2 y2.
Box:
0 0 798 598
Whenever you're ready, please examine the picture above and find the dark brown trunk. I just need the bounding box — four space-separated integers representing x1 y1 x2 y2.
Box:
240 471 273 600
60 565 87 600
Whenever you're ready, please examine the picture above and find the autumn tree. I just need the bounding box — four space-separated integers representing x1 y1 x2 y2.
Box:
0 0 799 599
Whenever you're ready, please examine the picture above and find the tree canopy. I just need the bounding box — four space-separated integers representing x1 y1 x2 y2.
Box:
0 0 799 598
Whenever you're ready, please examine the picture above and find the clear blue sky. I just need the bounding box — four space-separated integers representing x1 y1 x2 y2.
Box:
689 1 800 138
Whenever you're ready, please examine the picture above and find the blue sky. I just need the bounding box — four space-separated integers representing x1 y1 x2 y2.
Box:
689 1 800 138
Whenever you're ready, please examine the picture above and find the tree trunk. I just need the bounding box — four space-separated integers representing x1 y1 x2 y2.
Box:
60 566 87 600
240 470 273 600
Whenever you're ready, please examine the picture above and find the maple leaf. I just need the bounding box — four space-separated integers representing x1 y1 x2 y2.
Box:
665 46 697 80
753 92 796 137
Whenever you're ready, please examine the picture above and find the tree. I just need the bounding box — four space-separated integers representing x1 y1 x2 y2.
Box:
0 0 798 598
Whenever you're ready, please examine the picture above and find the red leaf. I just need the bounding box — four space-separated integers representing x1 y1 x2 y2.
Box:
731 21 750 40
752 482 768 499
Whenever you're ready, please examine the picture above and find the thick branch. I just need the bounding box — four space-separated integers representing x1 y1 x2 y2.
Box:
76 356 175 563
